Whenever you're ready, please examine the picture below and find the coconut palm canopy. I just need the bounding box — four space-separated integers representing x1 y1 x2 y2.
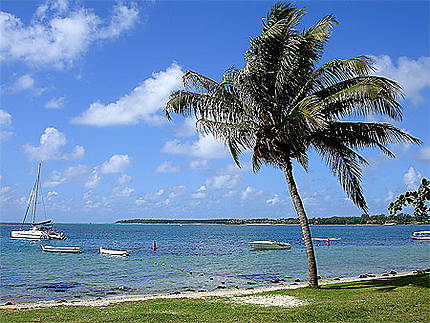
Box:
165 3 421 212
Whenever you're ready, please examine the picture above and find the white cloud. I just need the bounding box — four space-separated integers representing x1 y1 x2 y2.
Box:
175 117 197 137
155 161 180 173
189 159 209 170
192 185 207 199
116 173 132 185
135 197 145 205
241 186 263 200
384 191 395 203
23 127 84 161
47 191 58 200
162 134 228 159
45 96 65 109
43 164 89 187
266 194 281 206
206 174 239 190
372 55 430 104
113 186 134 197
0 109 13 141
85 168 101 189
72 63 183 126
0 186 13 204
403 167 422 190
0 1 139 68
13 74 35 91
100 154 131 174
417 147 430 161
168 185 186 198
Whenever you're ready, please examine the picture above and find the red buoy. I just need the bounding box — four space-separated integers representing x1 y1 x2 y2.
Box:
326 239 330 246
153 241 157 251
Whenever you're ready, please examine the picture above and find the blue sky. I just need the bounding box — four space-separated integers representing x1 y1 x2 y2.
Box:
1 0 429 223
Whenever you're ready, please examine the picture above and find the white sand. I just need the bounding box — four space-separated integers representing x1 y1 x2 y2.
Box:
232 295 307 308
1 271 418 310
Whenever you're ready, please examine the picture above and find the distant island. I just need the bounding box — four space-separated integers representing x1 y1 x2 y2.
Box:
116 213 428 225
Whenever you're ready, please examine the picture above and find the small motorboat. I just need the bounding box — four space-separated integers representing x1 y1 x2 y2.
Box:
249 240 291 250
41 245 81 253
100 247 130 257
411 231 430 241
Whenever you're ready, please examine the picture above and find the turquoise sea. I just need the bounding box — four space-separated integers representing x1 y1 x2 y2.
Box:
1 224 429 303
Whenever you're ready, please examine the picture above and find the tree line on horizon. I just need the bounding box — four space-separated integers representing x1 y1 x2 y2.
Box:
116 213 428 225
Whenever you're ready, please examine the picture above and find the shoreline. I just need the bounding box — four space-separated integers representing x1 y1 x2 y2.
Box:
2 271 424 310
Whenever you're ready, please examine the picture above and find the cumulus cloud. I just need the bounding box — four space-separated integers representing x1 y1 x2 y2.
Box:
0 109 13 141
116 173 132 185
85 168 101 189
372 55 430 104
175 117 198 137
241 186 263 200
417 147 430 161
206 174 239 190
155 161 180 173
266 194 281 206
72 63 183 126
191 185 207 199
189 159 209 170
13 74 35 91
43 164 89 187
162 134 228 159
113 186 134 197
403 167 422 190
45 96 65 109
0 0 139 68
23 127 85 161
100 154 131 174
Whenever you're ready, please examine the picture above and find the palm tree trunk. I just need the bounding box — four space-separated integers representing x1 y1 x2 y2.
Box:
284 159 319 287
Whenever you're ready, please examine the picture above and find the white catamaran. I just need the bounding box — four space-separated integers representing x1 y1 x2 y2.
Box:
11 164 66 241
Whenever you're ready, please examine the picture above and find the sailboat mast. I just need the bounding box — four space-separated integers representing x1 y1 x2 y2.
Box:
32 163 41 225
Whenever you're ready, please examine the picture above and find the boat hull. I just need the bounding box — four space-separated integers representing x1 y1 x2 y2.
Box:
100 247 130 257
249 240 291 250
41 245 81 253
11 229 49 240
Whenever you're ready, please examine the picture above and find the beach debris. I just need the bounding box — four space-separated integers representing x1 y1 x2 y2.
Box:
161 264 165 266
232 295 307 308
209 277 214 280
189 271 193 275
138 259 142 261
199 273 204 276
170 265 174 268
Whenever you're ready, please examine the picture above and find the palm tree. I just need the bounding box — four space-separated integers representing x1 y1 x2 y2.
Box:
164 3 421 287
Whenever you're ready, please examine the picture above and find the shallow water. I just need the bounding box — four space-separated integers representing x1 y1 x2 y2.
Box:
1 224 429 302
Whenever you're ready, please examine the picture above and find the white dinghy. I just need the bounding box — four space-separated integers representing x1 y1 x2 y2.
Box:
41 245 81 254
249 240 291 250
100 247 130 257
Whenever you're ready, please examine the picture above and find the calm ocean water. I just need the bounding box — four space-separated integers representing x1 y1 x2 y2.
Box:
1 224 429 303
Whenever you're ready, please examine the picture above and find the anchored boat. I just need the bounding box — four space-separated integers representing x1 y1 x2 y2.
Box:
11 164 66 241
100 247 130 257
41 245 81 253
249 240 291 250
411 231 430 241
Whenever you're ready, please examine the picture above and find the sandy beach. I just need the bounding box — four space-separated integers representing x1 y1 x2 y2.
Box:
2 271 422 310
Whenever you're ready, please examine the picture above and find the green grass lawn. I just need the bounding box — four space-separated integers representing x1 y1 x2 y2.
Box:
2 274 429 323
